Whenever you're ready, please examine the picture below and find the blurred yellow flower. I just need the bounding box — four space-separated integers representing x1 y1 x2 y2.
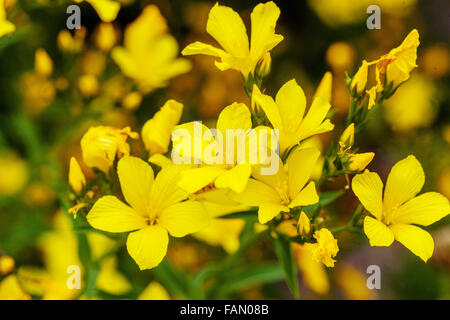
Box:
384 74 437 131
122 91 142 110
313 72 333 103
21 73 56 114
352 156 450 262
0 275 30 300
0 151 28 196
182 1 283 78
0 255 15 275
57 29 85 53
87 156 209 270
95 22 118 52
305 228 339 267
78 74 99 97
34 48 53 77
142 99 183 156
252 79 334 154
334 263 376 299
69 157 86 194
231 147 320 224
326 42 355 72
138 281 170 300
0 0 14 37
292 243 329 295
75 0 120 22
80 126 138 173
112 5 191 93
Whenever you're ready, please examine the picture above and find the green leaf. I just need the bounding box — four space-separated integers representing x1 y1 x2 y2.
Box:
303 189 344 214
219 209 258 221
154 259 190 298
271 235 299 298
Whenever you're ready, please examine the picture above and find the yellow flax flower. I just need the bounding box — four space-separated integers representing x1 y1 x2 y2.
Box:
375 29 420 90
252 79 334 154
87 156 209 270
75 0 120 23
352 155 450 262
350 60 368 94
305 228 339 267
142 99 183 156
112 5 191 93
80 126 138 173
231 147 320 224
68 157 86 194
175 102 255 194
182 1 283 78
0 0 14 37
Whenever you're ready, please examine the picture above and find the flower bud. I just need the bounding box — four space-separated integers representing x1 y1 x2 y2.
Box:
69 157 86 194
351 60 368 94
298 212 311 236
34 49 53 77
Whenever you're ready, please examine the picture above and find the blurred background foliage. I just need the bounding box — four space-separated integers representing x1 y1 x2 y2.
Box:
0 0 449 299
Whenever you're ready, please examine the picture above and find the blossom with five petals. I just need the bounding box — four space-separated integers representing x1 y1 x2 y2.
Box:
352 155 450 262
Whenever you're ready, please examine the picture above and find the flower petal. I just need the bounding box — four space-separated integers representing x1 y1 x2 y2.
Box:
390 192 450 226
217 102 252 132
287 147 320 199
289 181 319 208
87 196 148 233
383 155 425 213
275 79 306 132
117 156 154 215
296 96 334 141
258 202 289 224
150 165 189 212
159 201 209 237
250 1 283 60
215 164 251 193
363 216 394 247
206 3 249 57
87 0 121 23
352 171 383 220
389 223 433 262
252 85 283 130
126 225 168 270
182 41 227 58
178 166 225 194
230 178 280 206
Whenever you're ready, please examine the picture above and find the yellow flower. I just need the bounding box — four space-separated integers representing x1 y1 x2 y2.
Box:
142 99 183 156
252 79 334 154
138 281 170 300
384 74 437 131
78 74 99 97
231 147 320 224
292 243 329 295
182 1 283 78
0 0 14 37
0 150 28 196
112 5 191 93
95 22 118 52
0 255 15 275
69 157 86 194
352 155 450 262
305 228 339 267
34 48 53 77
375 29 420 90
122 91 142 110
87 156 209 270
0 275 30 300
75 0 120 22
366 86 377 110
298 211 311 236
334 263 376 300
351 60 368 94
80 126 138 173
175 103 255 194
57 29 85 53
